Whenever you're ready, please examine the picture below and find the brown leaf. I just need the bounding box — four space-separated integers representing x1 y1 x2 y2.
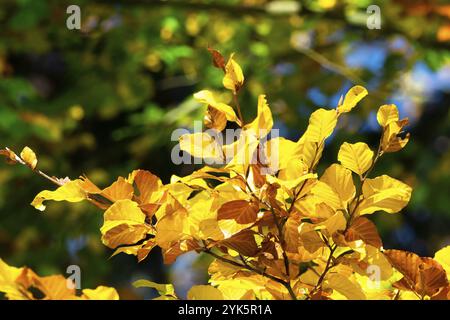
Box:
0 148 19 165
345 217 383 248
250 164 266 189
163 239 199 264
207 47 226 70
384 249 449 297
217 200 259 224
220 230 259 257
283 213 301 253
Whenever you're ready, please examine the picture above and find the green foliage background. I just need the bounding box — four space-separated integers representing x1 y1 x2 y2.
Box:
0 0 449 298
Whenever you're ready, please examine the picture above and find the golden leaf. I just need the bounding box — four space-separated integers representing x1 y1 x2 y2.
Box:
223 53 244 93
31 179 87 211
303 108 338 143
187 285 224 300
338 142 374 176
244 95 273 138
81 286 119 300
100 199 150 249
320 164 356 206
20 146 38 169
179 132 224 163
357 175 412 215
377 104 399 127
337 85 368 114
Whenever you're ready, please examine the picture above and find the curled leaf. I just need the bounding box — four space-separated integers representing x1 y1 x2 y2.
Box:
20 146 38 169
223 53 244 93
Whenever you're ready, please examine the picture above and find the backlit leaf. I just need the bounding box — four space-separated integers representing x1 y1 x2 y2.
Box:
338 142 374 176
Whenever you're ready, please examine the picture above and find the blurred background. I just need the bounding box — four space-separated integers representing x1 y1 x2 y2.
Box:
0 0 449 299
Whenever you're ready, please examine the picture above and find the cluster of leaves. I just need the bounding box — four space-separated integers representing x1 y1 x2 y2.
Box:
1 52 449 300
0 258 118 300
1 1 450 287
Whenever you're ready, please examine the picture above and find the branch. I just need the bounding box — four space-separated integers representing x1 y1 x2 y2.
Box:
306 243 337 299
202 246 297 300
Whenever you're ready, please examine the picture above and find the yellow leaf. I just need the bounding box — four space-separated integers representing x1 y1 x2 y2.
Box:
325 274 366 300
381 119 410 153
223 130 259 173
187 285 224 300
101 177 134 202
81 286 119 300
34 275 76 299
20 146 37 169
295 140 324 171
0 259 119 300
320 164 355 206
133 279 176 297
222 53 244 93
194 90 239 124
100 199 149 249
434 246 450 276
358 175 412 215
338 142 374 176
0 258 28 300
155 206 189 249
311 181 341 210
31 179 87 211
337 85 368 114
179 132 224 163
204 105 227 131
377 104 399 127
244 95 273 138
323 211 346 235
303 108 338 143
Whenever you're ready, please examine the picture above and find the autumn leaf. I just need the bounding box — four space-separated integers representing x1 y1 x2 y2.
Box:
338 142 374 177
345 217 382 248
179 132 224 163
357 175 412 215
0 148 20 164
337 85 368 114
207 47 226 70
377 104 399 127
187 285 224 300
81 286 120 300
244 95 273 138
31 179 87 211
205 105 227 131
434 246 450 276
320 164 356 207
222 53 244 93
0 259 119 300
100 199 150 249
384 249 448 298
324 273 366 300
381 119 410 153
133 279 176 297
194 90 239 124
217 200 259 224
20 146 38 169
303 108 338 143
